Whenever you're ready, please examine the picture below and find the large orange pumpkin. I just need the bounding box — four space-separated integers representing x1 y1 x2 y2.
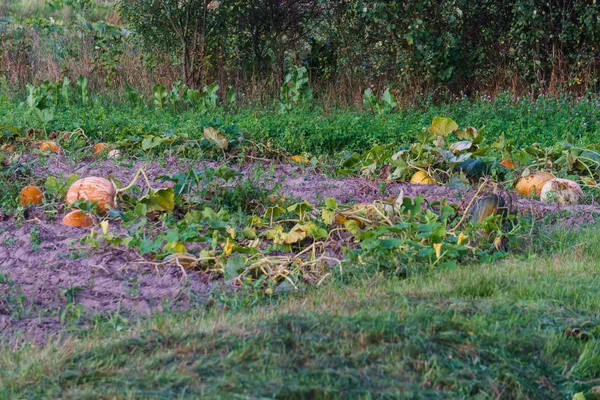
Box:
20 185 43 206
62 210 95 228
39 141 62 154
65 177 116 214
515 172 555 196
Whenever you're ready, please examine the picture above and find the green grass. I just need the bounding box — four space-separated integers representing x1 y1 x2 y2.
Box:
2 228 600 399
1 93 600 156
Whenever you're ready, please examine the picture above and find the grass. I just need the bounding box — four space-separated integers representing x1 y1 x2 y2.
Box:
1 227 600 399
1 92 600 156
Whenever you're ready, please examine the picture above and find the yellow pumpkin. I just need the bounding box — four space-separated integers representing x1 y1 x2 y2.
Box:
20 185 43 206
410 171 436 185
540 178 584 205
515 172 554 196
290 155 309 164
39 141 63 154
65 177 116 215
62 210 95 228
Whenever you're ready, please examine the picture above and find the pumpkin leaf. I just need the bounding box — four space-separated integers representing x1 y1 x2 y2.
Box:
203 126 228 150
224 255 247 281
139 187 175 213
428 117 458 137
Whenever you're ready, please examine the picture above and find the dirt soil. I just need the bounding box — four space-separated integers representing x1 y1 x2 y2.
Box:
2 155 600 344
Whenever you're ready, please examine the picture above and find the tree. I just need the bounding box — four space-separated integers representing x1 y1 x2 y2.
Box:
119 0 220 87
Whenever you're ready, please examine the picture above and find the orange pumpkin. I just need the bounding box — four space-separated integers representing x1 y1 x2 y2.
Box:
39 141 62 154
65 177 116 214
20 185 44 206
93 143 108 155
515 172 555 196
1 144 14 152
62 210 95 228
500 159 517 170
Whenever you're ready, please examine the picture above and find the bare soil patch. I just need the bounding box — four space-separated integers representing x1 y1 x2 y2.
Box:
1 155 599 343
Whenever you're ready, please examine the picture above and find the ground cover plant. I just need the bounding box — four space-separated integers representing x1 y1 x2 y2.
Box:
1 0 600 399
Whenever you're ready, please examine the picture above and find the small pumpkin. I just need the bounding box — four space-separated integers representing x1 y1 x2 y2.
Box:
39 141 62 154
62 210 95 228
290 155 309 164
540 178 584 205
471 194 507 223
107 149 121 159
500 159 517 170
93 143 108 155
410 171 436 185
515 172 554 197
1 144 14 152
20 185 43 206
65 177 117 214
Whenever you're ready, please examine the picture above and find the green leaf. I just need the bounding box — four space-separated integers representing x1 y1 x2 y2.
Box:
44 176 60 196
134 202 147 217
573 393 586 400
139 188 175 213
265 205 285 221
428 117 458 137
141 135 165 151
224 255 247 281
287 201 313 218
325 198 338 210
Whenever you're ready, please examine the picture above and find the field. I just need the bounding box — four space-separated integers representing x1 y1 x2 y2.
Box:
2 1 600 399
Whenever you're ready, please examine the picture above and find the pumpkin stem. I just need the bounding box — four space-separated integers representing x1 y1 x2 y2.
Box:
115 168 154 194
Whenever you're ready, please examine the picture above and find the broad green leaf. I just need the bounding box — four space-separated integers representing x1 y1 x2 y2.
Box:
325 198 338 210
44 176 60 195
224 255 247 281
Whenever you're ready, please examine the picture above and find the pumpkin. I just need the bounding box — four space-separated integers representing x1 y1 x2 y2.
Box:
62 210 95 228
107 149 121 159
515 172 555 196
500 159 517 170
20 185 43 206
540 178 584 205
1 144 14 152
93 143 108 155
65 177 117 214
39 141 62 154
164 252 198 267
290 155 309 164
410 171 436 185
471 194 507 223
